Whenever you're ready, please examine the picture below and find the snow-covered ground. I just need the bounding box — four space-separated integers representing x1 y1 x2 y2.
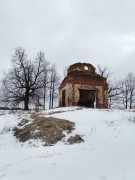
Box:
0 107 135 180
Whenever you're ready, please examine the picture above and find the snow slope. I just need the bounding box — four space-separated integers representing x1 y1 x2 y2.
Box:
0 108 135 180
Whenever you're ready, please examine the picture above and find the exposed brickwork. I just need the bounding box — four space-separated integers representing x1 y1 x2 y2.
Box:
59 63 108 109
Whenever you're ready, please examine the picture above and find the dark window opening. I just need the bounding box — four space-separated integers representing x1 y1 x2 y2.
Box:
78 89 96 108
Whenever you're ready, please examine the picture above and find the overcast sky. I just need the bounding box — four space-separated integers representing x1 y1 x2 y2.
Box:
0 0 135 79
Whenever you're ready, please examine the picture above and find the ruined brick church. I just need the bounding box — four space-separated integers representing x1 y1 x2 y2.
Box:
59 63 108 108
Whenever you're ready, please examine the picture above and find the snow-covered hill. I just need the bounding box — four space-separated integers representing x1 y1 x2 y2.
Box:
0 107 135 180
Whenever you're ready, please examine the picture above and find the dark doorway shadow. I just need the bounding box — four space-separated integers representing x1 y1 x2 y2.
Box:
78 89 96 108
62 90 66 107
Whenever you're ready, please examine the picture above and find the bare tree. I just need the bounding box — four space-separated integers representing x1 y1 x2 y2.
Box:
48 65 60 109
119 73 135 109
42 61 50 110
128 73 135 109
1 47 46 110
97 65 112 79
63 66 68 77
34 60 50 110
108 80 122 108
97 64 116 108
34 88 43 110
120 78 130 109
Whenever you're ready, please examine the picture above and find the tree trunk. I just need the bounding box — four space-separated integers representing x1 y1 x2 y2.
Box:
129 91 133 109
24 98 29 110
43 83 46 110
24 88 29 110
125 95 128 109
51 80 54 109
49 77 53 109
49 89 52 109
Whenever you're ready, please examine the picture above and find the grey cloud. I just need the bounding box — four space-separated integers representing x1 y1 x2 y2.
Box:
0 0 135 79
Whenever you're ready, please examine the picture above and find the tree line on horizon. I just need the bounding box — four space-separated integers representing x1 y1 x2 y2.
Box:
97 65 135 109
0 47 135 110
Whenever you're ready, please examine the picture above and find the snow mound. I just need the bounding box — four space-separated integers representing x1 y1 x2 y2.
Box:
13 113 83 146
